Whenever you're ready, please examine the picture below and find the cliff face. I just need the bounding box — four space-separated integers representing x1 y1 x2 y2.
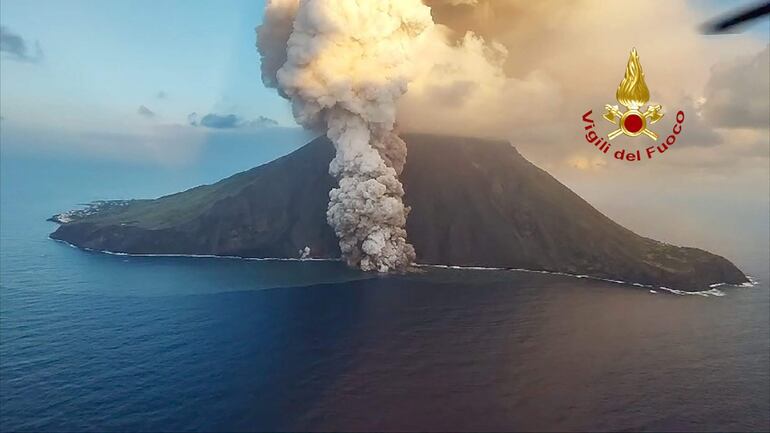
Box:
50 133 747 291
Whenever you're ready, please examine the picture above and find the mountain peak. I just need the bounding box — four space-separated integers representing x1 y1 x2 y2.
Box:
50 133 747 291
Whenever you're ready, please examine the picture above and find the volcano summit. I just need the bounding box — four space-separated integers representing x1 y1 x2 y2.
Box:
49 134 747 291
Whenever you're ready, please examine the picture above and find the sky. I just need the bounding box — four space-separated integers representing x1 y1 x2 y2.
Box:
0 0 293 133
0 0 766 138
1 0 768 273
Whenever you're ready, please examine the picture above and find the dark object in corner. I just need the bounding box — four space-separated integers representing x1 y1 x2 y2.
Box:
702 1 770 34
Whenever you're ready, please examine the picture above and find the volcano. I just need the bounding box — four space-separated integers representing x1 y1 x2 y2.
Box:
50 134 747 291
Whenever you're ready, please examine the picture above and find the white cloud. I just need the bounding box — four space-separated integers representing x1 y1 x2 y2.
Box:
702 44 770 129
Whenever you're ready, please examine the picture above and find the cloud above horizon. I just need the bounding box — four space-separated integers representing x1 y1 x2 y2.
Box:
137 105 156 119
0 26 43 63
389 0 769 177
188 112 278 129
702 44 770 129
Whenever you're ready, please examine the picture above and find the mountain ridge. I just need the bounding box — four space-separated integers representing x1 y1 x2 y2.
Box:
50 133 747 291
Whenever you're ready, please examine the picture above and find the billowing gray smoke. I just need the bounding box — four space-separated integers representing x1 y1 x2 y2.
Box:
257 0 433 272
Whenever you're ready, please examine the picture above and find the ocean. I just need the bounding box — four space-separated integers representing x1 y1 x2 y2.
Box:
1 140 768 432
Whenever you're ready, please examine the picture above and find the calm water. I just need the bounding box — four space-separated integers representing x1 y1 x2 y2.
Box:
1 150 769 432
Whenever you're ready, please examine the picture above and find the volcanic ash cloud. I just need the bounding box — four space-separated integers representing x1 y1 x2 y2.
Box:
257 0 432 272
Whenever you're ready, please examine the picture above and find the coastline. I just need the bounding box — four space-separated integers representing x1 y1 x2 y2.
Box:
50 237 758 297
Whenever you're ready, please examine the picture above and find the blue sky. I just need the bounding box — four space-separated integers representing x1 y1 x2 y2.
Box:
0 0 294 132
0 0 767 134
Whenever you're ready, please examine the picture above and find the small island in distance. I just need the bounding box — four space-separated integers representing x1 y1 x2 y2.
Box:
49 133 747 292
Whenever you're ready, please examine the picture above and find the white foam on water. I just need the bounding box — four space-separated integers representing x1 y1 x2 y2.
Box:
50 238 752 296
416 264 508 271
51 239 339 263
416 263 739 297
742 276 761 287
656 286 726 297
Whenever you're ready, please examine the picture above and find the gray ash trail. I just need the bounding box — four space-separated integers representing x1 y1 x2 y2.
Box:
256 0 433 272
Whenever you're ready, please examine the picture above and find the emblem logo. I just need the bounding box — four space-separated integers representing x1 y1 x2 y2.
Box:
581 48 686 163
603 48 663 141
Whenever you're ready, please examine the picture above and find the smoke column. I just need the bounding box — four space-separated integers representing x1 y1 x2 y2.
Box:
257 0 432 272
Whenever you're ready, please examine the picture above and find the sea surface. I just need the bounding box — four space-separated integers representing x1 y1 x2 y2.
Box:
1 143 769 432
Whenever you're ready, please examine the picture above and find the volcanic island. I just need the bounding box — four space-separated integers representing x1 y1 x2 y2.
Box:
49 134 748 292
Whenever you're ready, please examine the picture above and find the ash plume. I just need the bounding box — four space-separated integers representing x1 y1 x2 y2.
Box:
256 0 432 272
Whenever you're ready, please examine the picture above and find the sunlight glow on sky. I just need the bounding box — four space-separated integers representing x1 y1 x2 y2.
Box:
1 0 766 134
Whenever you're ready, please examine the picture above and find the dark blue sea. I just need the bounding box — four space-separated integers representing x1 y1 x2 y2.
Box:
1 133 769 432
